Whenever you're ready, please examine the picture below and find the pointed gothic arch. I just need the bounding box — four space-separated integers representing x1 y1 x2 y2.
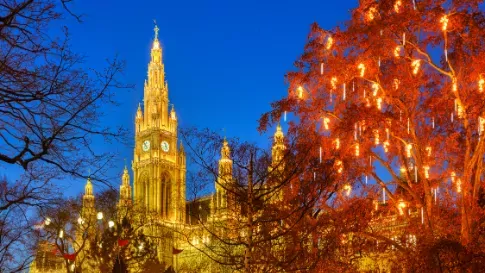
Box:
160 172 172 218
138 172 149 209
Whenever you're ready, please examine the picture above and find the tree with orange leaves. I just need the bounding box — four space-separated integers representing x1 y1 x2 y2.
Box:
260 0 485 271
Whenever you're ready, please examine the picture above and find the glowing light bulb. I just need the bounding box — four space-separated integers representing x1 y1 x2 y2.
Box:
455 99 464 118
355 143 360 156
59 229 64 239
323 117 330 130
297 86 303 99
394 0 402 13
44 218 51 226
451 171 456 183
334 138 340 150
372 83 379 96
326 36 333 50
97 212 103 220
406 143 412 158
393 79 400 90
398 199 406 215
383 141 390 152
412 60 421 75
426 146 432 157
479 77 484 92
358 63 365 77
343 184 351 196
385 128 390 140
400 166 406 173
336 160 343 173
423 165 430 179
108 221 115 228
440 15 449 31
331 77 337 89
457 178 462 193
394 46 401 57
453 82 457 92
367 7 378 21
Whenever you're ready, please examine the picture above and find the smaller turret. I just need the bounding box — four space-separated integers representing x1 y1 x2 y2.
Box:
169 104 177 132
77 177 97 273
269 124 286 204
118 164 133 221
178 141 186 167
120 165 132 201
136 103 143 119
271 123 286 169
170 105 177 120
214 138 234 214
81 177 96 222
136 103 143 133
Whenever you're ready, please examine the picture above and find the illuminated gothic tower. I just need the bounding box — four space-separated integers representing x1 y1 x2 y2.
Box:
118 165 132 220
78 178 97 273
271 123 286 169
212 138 234 216
132 25 186 223
269 124 286 203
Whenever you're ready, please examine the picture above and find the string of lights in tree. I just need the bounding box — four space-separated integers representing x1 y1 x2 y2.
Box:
284 0 485 221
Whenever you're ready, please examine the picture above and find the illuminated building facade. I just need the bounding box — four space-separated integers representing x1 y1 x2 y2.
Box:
30 26 412 273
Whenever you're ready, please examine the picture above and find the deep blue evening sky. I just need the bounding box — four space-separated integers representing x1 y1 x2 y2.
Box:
6 0 359 196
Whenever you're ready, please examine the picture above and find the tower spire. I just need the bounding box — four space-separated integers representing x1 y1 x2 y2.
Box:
82 176 95 217
154 20 159 40
84 177 93 196
272 123 286 168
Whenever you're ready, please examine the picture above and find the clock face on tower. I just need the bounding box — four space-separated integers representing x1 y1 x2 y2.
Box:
161 141 169 152
142 140 151 152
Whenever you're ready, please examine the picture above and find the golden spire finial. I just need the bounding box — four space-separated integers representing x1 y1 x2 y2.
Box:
154 20 159 40
222 128 227 142
152 20 160 50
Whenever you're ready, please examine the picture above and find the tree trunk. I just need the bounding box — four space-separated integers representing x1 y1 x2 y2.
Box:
245 152 254 273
